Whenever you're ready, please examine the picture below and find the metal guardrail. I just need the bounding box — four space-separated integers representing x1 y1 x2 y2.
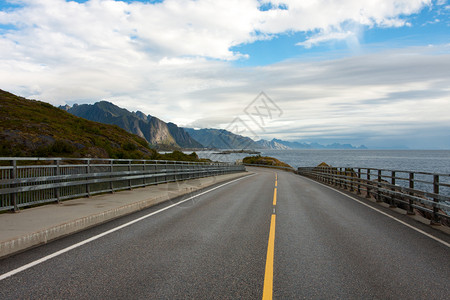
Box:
0 157 245 212
298 166 450 225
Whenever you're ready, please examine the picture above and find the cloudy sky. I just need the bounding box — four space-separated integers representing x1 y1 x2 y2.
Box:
1 0 449 149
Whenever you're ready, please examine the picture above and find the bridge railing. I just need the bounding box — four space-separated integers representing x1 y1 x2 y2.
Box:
298 166 450 225
0 157 245 212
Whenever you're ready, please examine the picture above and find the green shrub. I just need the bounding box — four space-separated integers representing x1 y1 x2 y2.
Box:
33 140 75 157
122 142 137 151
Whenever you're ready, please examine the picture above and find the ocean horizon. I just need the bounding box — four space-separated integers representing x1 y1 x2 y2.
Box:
195 149 450 174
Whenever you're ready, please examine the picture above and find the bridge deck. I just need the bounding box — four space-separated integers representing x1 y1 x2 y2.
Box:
0 167 449 298
0 172 248 258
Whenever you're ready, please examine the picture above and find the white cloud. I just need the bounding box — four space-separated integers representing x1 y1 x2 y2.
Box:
182 47 450 148
257 0 429 44
0 0 448 148
0 0 432 62
296 31 355 48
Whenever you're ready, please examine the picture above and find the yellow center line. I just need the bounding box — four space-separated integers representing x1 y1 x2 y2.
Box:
262 214 276 300
273 188 277 206
263 175 278 300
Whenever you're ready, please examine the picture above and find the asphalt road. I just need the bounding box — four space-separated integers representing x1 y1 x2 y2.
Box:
1 167 449 299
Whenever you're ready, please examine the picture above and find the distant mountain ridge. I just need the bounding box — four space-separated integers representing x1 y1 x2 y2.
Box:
62 101 203 149
184 128 367 150
257 138 367 150
184 128 262 149
1 89 367 157
256 139 290 150
61 101 366 151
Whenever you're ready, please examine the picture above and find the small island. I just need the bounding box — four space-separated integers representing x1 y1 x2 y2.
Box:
213 149 261 155
243 155 293 169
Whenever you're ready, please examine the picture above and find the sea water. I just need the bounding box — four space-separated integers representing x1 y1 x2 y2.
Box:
260 149 450 173
196 149 450 173
195 149 450 196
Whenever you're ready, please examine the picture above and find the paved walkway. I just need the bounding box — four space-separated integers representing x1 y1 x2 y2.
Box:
0 171 249 258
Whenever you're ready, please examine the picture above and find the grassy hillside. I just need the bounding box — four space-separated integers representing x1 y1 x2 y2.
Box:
243 155 292 169
0 89 159 159
157 150 211 162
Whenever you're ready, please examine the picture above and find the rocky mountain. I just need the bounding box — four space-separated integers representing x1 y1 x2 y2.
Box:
257 138 367 150
182 129 367 150
256 139 290 150
184 128 262 149
165 123 201 148
0 90 157 159
62 101 203 149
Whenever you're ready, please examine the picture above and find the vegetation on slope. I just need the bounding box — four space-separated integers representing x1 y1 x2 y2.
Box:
156 150 210 162
0 90 156 159
243 155 292 169
0 89 206 162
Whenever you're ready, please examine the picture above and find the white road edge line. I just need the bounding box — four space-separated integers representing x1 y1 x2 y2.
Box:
301 176 450 248
0 173 256 281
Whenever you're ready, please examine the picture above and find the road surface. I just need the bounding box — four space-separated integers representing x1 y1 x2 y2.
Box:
0 167 449 299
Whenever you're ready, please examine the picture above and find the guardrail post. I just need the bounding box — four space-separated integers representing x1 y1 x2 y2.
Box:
337 168 341 188
323 167 326 183
366 169 371 198
330 167 333 185
165 161 167 182
346 169 349 190
55 160 60 203
357 168 361 195
407 172 415 215
143 160 146 186
376 170 382 202
334 168 337 186
349 170 354 191
389 171 396 207
86 159 90 197
342 168 345 188
11 160 18 212
110 160 114 193
320 167 324 182
128 160 132 190
431 175 441 225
